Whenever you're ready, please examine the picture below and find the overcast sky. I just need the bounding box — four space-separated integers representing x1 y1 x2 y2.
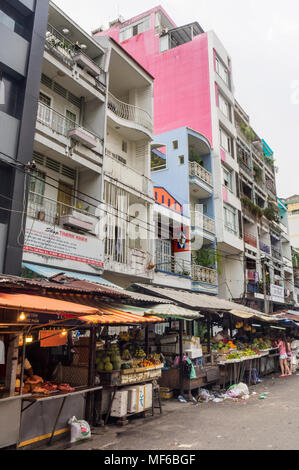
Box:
54 0 299 198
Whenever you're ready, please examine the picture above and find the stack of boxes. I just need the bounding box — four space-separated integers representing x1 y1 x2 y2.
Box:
110 384 153 417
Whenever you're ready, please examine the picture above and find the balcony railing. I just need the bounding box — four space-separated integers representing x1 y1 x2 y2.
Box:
259 241 270 254
192 265 217 285
244 232 257 248
108 92 153 134
189 161 213 186
271 246 282 261
191 211 215 234
238 157 253 176
45 23 105 90
37 101 101 147
27 192 97 230
155 253 191 277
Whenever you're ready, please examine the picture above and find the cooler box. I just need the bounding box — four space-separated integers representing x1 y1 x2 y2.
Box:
126 387 137 413
110 390 128 417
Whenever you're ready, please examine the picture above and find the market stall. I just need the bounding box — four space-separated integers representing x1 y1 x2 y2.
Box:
0 292 104 449
144 304 219 401
78 305 164 426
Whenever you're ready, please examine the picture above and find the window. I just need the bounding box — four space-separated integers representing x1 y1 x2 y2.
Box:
215 56 229 87
224 203 238 235
220 127 234 157
119 16 150 42
223 166 234 192
0 3 30 41
0 72 23 119
28 170 46 206
162 195 164 203
122 141 128 153
155 192 157 200
172 140 179 150
178 155 184 165
168 199 171 207
219 93 231 121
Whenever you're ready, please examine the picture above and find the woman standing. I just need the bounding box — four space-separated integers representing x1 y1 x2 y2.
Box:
277 336 291 378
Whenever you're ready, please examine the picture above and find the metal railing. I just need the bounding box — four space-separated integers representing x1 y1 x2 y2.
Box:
45 24 105 79
191 211 215 234
155 252 191 277
37 101 100 143
108 92 153 133
271 246 282 261
27 191 96 227
244 232 257 248
192 264 217 285
189 161 213 186
238 157 253 176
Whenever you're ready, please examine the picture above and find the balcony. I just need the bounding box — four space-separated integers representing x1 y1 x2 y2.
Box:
271 246 282 261
27 192 97 233
191 211 215 234
189 161 212 186
191 265 217 285
45 24 106 94
259 241 270 254
37 101 101 150
107 92 153 135
244 232 257 248
238 158 253 177
155 253 191 277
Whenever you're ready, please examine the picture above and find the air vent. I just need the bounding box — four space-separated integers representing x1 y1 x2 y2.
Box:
53 82 67 99
33 152 45 166
62 164 76 180
46 157 60 173
41 74 53 90
68 92 81 108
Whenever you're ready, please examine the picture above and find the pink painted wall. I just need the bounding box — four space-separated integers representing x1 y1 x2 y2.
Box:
96 8 213 146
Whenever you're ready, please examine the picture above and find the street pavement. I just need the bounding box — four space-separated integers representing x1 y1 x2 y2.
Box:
42 373 299 451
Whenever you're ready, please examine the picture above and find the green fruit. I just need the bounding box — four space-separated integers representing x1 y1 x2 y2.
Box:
104 362 113 371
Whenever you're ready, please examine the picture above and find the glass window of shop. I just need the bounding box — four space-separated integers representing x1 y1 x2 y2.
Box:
224 202 238 236
0 71 24 119
0 2 32 41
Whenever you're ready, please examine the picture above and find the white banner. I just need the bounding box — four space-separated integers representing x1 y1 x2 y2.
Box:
24 219 104 268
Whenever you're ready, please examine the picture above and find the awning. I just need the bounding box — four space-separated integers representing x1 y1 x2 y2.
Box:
22 263 119 288
79 304 163 324
0 293 100 317
133 284 271 317
145 304 203 320
229 309 278 323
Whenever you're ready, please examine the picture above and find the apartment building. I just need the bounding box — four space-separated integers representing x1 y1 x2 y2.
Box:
95 6 242 298
94 35 155 287
151 127 218 294
0 0 49 274
235 101 295 311
22 1 108 279
282 194 299 249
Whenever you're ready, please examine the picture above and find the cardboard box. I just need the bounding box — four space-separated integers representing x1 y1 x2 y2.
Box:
110 390 128 417
185 348 203 359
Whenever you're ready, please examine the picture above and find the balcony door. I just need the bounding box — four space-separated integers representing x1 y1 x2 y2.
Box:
57 181 73 219
156 239 172 273
38 92 52 126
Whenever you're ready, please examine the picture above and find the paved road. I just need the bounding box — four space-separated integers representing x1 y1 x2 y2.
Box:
45 373 299 451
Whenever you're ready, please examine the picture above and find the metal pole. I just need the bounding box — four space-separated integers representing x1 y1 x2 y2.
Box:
145 325 149 356
207 313 211 355
179 319 184 396
19 332 26 396
262 259 269 314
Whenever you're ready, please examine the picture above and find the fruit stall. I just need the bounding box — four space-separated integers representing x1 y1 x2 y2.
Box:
209 318 280 387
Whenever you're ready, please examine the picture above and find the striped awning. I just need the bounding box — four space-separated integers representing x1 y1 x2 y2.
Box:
79 304 163 324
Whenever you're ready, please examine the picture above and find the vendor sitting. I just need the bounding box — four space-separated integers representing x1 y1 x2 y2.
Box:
214 328 230 343
233 328 249 343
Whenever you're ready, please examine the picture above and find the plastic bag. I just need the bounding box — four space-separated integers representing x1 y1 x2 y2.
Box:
226 383 249 398
68 416 91 443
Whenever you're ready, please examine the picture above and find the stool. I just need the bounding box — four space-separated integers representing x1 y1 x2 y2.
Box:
152 381 162 416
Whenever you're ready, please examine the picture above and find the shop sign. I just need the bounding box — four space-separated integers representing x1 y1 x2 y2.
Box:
270 284 285 302
24 219 104 269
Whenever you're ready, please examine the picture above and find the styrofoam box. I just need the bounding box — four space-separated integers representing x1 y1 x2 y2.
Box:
160 335 178 345
185 348 203 359
110 390 128 417
125 387 137 413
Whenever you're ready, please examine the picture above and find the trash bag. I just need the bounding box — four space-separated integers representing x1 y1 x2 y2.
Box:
226 383 249 398
68 416 91 443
